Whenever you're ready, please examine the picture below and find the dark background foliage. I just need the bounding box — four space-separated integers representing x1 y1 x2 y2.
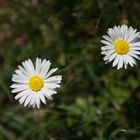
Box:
0 0 140 139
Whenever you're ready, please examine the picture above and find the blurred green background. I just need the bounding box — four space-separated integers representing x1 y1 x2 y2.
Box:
0 0 140 139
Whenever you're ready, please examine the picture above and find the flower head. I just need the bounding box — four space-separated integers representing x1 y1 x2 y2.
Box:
101 25 140 69
11 58 62 108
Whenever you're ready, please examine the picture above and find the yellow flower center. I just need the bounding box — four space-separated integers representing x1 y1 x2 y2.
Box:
114 40 129 55
29 76 44 92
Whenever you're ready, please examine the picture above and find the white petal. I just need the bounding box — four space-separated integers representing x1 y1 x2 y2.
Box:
24 92 34 107
114 26 121 39
36 93 41 108
126 27 134 41
11 85 29 93
11 84 28 89
101 46 114 51
117 56 123 69
127 30 138 42
45 75 62 83
103 35 114 43
24 60 34 75
11 77 28 84
108 28 117 41
130 46 140 51
15 70 28 79
123 55 128 69
19 91 31 104
15 89 31 100
45 68 58 79
35 58 42 75
126 54 135 67
108 53 117 62
101 40 113 46
30 91 36 106
128 52 140 60
22 61 33 76
130 42 140 47
27 59 35 74
101 49 115 56
113 55 120 67
44 83 60 89
17 65 30 77
128 54 136 64
41 87 56 100
130 50 140 55
123 25 128 40
39 92 46 104
42 90 53 100
40 60 51 77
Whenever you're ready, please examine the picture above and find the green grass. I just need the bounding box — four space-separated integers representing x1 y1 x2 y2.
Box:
0 0 140 139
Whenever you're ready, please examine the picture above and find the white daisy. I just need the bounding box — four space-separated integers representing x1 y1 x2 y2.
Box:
11 58 62 108
101 25 140 69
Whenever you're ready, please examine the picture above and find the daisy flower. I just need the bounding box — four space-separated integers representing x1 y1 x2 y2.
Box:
11 58 62 108
101 25 140 69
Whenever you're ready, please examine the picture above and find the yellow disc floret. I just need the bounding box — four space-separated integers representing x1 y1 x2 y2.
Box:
29 76 44 92
114 40 129 55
